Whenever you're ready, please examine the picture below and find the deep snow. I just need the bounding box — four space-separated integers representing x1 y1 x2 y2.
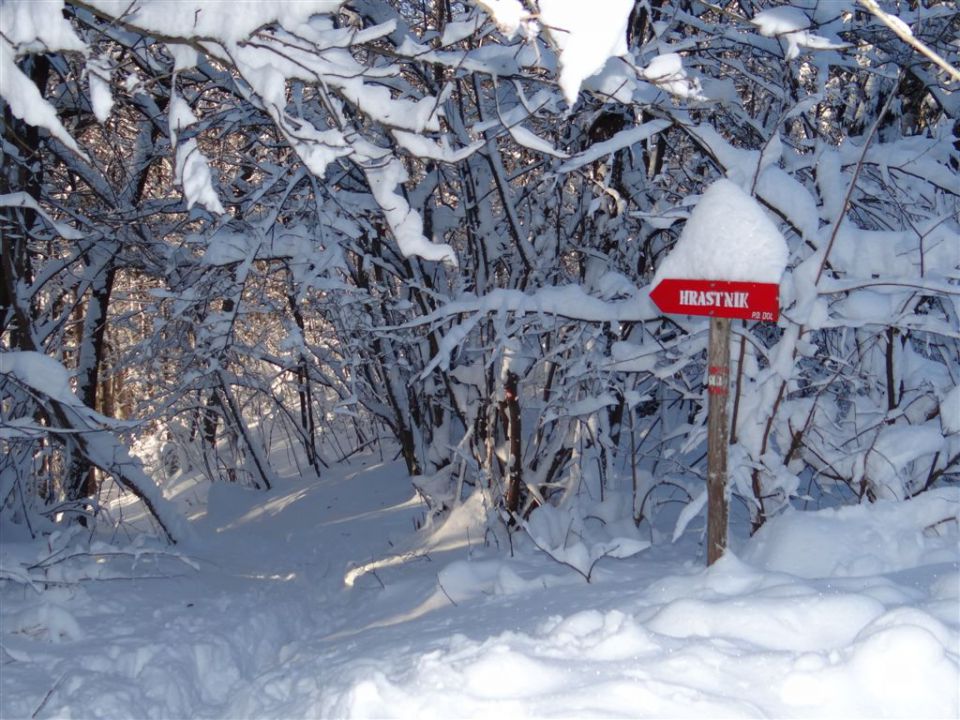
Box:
2 453 957 719
2 0 957 715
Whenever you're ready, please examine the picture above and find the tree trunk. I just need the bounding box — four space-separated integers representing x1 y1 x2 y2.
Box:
0 55 49 347
706 318 731 565
286 286 320 473
502 371 522 515
70 255 118 499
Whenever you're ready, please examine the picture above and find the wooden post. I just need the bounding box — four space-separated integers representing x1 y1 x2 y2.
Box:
706 317 731 565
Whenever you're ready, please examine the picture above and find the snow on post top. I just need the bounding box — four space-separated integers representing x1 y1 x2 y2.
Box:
653 179 788 285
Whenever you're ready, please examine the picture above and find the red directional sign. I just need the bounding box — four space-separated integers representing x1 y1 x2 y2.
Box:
650 279 780 322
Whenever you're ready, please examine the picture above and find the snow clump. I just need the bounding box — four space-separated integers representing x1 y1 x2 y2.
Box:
653 178 789 285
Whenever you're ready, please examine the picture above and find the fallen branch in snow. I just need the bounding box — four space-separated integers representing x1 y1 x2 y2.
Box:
436 576 459 606
31 673 67 720
1 533 200 592
923 514 960 536
0 563 42 594
637 480 693 529
27 549 199 573
506 509 640 583
521 528 617 583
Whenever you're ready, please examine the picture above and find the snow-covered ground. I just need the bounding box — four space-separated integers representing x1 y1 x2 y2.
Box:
2 456 958 719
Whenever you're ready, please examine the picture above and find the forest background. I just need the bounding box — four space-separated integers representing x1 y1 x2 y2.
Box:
1 0 958 556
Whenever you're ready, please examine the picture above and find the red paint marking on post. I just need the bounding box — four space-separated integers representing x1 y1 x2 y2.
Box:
707 365 728 395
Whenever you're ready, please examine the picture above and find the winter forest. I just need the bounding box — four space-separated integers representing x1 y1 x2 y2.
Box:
1 0 958 717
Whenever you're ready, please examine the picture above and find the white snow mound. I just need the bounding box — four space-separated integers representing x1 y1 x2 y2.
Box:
653 179 788 284
743 487 960 578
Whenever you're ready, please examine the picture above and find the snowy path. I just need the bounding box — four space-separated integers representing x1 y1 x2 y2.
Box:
2 460 958 718
2 460 423 718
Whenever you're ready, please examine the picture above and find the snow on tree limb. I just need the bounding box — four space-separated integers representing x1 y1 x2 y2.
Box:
85 54 114 124
473 0 530 39
168 88 225 215
174 140 226 215
537 0 634 104
79 0 345 43
0 2 89 160
392 130 485 163
858 0 960 82
2 0 470 263
750 7 849 61
362 155 459 267
1 352 193 544
0 193 85 240
474 0 637 105
557 119 671 173
405 284 659 360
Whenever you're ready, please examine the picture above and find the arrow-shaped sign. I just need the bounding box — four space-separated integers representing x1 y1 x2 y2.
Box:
650 278 780 322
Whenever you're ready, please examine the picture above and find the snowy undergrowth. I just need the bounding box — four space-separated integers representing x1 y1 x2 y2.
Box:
2 458 958 719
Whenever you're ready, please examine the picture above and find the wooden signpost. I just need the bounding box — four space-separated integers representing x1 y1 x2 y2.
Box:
650 278 780 565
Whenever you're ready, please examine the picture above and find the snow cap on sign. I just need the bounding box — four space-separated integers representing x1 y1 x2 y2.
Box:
653 179 788 285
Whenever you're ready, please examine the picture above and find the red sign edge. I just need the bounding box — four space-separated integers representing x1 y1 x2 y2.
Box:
650 278 780 322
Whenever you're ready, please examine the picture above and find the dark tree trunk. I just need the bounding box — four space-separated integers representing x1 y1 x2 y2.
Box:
1 55 49 347
287 286 320 473
70 260 118 499
502 371 522 515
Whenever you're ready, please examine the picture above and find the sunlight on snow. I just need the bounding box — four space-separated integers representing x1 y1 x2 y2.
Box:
216 487 311 532
320 493 423 528
343 491 490 588
323 590 453 640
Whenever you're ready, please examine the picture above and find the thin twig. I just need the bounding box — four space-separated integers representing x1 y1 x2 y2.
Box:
32 673 67 720
858 0 960 82
436 576 458 606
